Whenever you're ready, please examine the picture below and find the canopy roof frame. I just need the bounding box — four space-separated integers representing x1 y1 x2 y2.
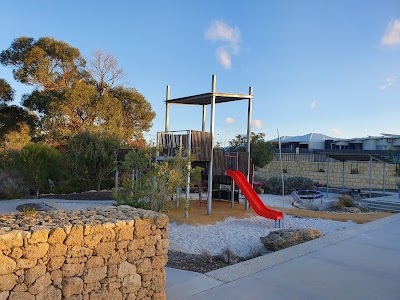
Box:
322 152 390 197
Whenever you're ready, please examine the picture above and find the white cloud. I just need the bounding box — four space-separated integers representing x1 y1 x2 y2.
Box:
225 117 235 124
216 47 232 69
205 20 241 69
309 100 317 109
381 20 400 46
252 119 263 129
331 128 342 136
379 76 396 90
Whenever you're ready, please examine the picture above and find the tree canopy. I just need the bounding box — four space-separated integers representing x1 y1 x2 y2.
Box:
228 132 274 168
0 78 37 148
0 36 155 146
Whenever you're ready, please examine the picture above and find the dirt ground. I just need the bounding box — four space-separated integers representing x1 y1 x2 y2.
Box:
166 199 393 225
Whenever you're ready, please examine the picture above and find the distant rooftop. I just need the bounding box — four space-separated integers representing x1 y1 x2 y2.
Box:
270 133 334 144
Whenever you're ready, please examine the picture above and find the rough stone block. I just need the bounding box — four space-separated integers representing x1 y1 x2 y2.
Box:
100 228 116 243
16 258 37 269
28 227 50 244
67 246 93 258
47 256 65 271
63 277 84 298
114 225 134 242
135 258 151 274
83 266 107 284
86 256 104 269
9 247 23 260
151 255 168 269
8 291 35 300
48 228 67 244
0 231 23 250
93 242 115 256
83 234 102 248
24 264 46 285
62 263 85 278
64 225 84 246
0 273 17 291
28 272 51 295
118 261 137 279
122 274 141 294
23 243 49 259
0 291 9 300
0 253 16 275
47 243 67 257
35 285 62 300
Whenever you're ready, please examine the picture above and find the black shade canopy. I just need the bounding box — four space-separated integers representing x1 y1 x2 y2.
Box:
165 92 252 106
322 152 392 163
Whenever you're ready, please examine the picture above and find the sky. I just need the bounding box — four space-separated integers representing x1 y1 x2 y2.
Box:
1 0 399 146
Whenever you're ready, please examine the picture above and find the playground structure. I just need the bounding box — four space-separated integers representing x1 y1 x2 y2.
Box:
156 75 284 225
157 74 253 218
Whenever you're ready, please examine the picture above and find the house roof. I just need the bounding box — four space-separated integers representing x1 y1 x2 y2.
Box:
270 133 334 144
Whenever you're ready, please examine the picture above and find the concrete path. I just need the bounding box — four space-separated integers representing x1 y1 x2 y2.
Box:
0 198 115 214
166 212 400 300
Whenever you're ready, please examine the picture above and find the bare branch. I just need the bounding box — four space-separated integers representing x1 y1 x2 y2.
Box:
88 49 126 94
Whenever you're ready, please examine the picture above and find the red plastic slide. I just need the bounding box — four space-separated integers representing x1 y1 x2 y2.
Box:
227 170 283 221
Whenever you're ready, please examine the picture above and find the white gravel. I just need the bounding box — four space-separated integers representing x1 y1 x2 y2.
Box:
53 193 357 258
169 193 357 257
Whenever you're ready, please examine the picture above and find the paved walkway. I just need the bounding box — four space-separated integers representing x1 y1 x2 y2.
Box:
166 212 400 300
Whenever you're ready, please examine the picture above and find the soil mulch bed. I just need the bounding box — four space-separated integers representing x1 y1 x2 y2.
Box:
166 250 244 273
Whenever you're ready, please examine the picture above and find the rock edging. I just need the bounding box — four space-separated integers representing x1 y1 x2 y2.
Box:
0 205 169 300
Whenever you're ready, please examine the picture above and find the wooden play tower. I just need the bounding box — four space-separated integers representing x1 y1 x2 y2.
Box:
156 75 254 217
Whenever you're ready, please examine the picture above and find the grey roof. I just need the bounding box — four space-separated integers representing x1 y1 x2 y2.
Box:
270 133 334 144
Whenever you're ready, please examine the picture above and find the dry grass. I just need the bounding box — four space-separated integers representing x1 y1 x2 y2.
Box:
166 199 393 226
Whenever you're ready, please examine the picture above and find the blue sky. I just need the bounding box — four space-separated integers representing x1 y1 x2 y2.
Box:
1 0 399 145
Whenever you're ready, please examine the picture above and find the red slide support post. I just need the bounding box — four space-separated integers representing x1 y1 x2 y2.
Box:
227 170 283 227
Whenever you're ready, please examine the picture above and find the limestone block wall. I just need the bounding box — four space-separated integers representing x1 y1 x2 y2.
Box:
0 206 169 300
258 161 399 190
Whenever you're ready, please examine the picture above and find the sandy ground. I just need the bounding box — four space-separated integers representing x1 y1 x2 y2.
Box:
166 198 393 225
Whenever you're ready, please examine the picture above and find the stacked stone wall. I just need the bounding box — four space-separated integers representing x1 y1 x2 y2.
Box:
258 161 399 190
0 206 169 300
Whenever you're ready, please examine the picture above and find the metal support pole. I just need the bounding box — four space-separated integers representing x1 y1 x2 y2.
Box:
342 161 345 192
207 75 216 215
184 130 192 219
369 156 372 198
245 86 253 211
326 157 330 197
202 105 206 132
165 85 170 132
231 180 235 208
383 162 386 196
115 164 119 193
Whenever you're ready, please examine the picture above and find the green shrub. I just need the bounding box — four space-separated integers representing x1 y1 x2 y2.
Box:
265 176 314 195
13 143 61 198
254 186 264 194
335 195 356 208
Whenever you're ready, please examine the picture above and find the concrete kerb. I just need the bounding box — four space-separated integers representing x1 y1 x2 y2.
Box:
206 212 400 283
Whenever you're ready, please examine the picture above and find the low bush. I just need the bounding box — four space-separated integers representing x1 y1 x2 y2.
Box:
0 173 28 199
265 176 314 195
335 195 356 208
